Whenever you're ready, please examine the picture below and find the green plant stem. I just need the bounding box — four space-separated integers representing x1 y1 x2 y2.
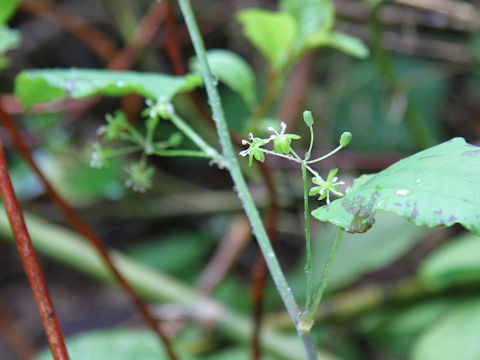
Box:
170 111 221 159
0 209 338 360
306 145 343 165
305 125 314 160
302 163 312 310
152 149 215 158
303 228 344 323
177 1 318 358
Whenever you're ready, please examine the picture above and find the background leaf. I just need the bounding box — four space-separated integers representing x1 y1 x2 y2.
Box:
15 69 202 108
411 299 480 360
279 0 334 50
322 32 369 59
0 25 20 69
419 233 480 289
190 49 257 109
360 299 453 358
0 0 20 24
34 329 170 360
313 138 480 235
236 9 297 69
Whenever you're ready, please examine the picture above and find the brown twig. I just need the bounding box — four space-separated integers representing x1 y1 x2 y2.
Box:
108 1 168 71
20 0 118 63
0 296 37 360
0 133 69 360
196 215 252 294
0 107 178 360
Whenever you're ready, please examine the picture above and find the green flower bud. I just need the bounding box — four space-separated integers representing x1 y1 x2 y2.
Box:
303 110 314 127
340 132 352 147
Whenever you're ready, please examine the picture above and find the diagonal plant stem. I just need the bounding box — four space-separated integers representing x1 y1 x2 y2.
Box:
177 1 318 358
0 107 178 360
303 228 344 323
0 137 69 360
160 7 282 356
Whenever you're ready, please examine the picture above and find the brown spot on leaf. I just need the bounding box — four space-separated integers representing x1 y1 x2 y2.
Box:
434 209 443 215
448 215 458 222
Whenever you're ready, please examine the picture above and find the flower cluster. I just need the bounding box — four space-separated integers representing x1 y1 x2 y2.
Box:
239 117 349 205
239 133 271 166
309 168 345 204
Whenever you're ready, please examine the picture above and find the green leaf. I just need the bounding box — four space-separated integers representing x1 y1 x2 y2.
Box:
279 0 334 49
0 0 20 24
33 329 170 360
312 138 480 235
127 232 213 278
360 299 453 358
0 25 20 69
419 233 480 288
323 32 369 59
411 299 480 360
189 49 256 109
311 211 428 292
236 9 297 69
14 68 203 108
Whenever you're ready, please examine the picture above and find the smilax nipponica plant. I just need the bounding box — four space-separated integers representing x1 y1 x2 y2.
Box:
240 110 352 325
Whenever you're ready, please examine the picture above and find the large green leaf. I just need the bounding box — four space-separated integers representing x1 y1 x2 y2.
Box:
15 69 203 108
411 299 480 360
0 0 20 24
237 9 297 69
279 0 334 49
312 138 480 235
34 329 172 360
190 49 257 108
419 233 480 288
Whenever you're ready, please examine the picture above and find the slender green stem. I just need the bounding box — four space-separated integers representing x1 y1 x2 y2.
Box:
302 163 312 310
109 145 142 157
145 118 159 154
303 228 344 322
305 164 320 178
261 149 300 163
305 125 314 160
169 111 220 159
152 149 215 158
177 1 318 358
306 145 343 165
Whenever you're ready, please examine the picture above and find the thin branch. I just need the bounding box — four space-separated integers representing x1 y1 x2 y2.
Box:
0 136 69 360
20 0 118 62
0 107 178 360
196 215 251 294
